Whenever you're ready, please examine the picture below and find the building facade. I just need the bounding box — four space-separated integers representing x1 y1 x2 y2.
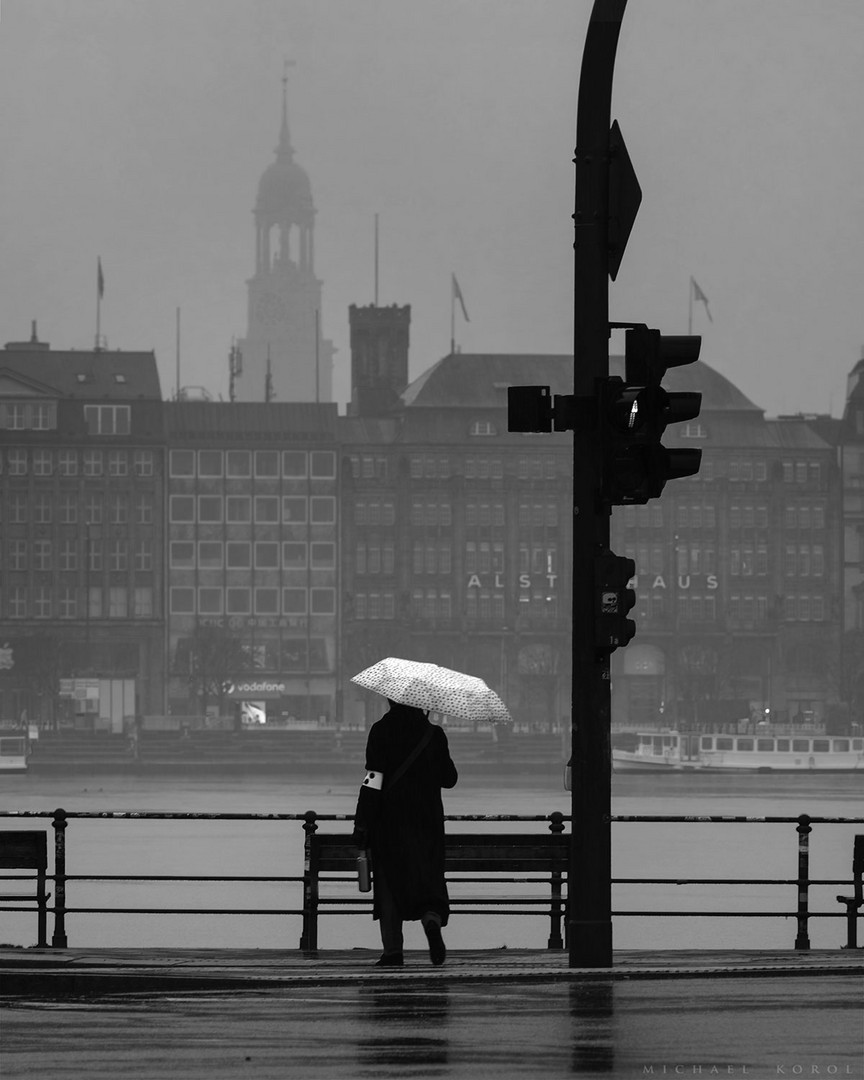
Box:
164 402 340 723
0 329 166 727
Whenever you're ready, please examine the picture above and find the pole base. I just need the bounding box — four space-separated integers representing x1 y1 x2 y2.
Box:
568 919 613 967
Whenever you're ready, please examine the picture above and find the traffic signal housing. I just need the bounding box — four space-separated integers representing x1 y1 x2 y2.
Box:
595 552 636 651
600 326 702 505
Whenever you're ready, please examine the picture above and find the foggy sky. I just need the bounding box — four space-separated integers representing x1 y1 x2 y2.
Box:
0 0 862 417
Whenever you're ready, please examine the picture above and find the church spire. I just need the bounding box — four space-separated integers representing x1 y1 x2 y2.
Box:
277 57 295 161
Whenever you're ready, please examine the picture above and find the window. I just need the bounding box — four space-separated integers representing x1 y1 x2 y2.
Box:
135 541 152 572
254 588 279 615
5 403 26 430
110 495 127 525
10 540 27 571
133 587 153 617
83 450 103 477
171 542 195 569
84 405 130 435
198 450 223 477
34 494 52 524
255 542 279 569
469 420 497 436
136 494 153 525
10 494 27 523
282 543 306 569
226 450 251 478
88 587 102 618
170 495 194 523
226 496 251 523
34 540 52 571
87 540 102 572
310 587 335 615
226 542 251 569
34 586 51 619
226 588 251 615
8 449 27 475
282 497 307 524
311 497 336 524
33 450 53 476
8 586 26 618
198 588 222 615
198 542 222 569
255 450 279 477
198 496 222 523
109 587 128 618
59 540 78 572
59 587 77 619
309 543 334 569
109 541 128 572
254 496 279 524
32 403 56 430
108 450 128 477
282 451 306 477
310 450 336 478
134 450 154 477
58 451 78 476
282 588 307 615
170 587 195 614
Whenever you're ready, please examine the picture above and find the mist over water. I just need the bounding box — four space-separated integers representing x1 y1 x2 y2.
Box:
1 771 860 952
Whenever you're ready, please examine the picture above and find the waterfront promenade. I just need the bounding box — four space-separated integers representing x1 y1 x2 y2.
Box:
1 947 862 1079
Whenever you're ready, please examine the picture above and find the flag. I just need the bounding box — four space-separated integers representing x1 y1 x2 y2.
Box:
691 276 712 321
452 273 469 322
97 258 105 300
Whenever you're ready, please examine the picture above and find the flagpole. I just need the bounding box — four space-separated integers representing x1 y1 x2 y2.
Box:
688 276 693 336
95 259 102 350
450 284 455 355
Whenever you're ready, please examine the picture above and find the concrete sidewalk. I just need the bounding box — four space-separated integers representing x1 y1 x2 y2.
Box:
2 946 863 997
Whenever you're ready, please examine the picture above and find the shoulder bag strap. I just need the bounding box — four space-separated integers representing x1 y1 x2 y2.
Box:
387 726 435 790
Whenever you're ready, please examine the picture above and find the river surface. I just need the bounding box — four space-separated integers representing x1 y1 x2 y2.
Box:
0 770 861 952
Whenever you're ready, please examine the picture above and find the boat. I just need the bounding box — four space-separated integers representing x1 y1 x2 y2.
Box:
612 729 864 772
0 733 29 772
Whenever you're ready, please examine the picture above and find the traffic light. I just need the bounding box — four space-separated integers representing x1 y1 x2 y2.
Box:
595 552 636 651
600 325 703 504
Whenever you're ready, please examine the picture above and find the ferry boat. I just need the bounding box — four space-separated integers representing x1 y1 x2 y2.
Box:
613 729 864 772
0 733 29 772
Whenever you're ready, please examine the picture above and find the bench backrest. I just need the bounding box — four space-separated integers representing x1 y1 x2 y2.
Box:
308 832 568 874
0 831 47 871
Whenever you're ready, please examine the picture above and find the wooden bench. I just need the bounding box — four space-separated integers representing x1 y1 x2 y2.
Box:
300 830 569 953
836 834 864 949
0 831 50 948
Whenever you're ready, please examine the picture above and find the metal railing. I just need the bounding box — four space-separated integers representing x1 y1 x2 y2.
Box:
0 809 861 950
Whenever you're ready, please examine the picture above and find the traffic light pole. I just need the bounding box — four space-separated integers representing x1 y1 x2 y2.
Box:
569 0 628 968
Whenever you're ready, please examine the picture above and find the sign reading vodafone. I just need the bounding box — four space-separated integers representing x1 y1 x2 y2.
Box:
227 680 288 700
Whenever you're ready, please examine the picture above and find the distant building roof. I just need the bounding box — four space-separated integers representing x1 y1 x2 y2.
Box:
0 344 162 400
403 352 762 415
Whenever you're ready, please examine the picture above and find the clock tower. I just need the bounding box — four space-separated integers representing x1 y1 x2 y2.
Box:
234 72 335 402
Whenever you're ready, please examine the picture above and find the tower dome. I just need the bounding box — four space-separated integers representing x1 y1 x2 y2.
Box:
254 77 315 227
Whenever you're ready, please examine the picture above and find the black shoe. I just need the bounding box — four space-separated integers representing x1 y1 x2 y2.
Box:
375 954 404 966
424 923 446 966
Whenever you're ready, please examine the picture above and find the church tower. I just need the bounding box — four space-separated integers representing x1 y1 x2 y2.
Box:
234 72 335 402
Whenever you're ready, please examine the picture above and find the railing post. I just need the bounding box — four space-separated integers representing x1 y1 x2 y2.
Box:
50 808 68 949
794 814 812 950
299 810 319 953
547 812 566 950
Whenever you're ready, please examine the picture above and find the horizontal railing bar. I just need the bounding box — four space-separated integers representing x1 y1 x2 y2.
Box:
50 907 306 916
613 911 851 918
54 875 303 883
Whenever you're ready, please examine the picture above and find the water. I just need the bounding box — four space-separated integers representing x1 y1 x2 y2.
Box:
0 770 861 952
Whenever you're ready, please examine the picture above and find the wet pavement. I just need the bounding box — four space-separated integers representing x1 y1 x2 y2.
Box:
1 949 862 1079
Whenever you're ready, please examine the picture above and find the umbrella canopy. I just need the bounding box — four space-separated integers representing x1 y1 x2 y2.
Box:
351 657 514 725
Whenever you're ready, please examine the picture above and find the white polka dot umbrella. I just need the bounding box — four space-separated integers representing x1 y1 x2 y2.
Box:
351 657 514 725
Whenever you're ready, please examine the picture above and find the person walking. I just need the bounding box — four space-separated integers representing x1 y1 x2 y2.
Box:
352 700 458 967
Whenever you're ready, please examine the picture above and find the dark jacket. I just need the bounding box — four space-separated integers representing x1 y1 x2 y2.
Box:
353 704 458 924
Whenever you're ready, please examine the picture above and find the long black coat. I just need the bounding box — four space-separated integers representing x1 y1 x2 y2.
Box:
353 705 458 924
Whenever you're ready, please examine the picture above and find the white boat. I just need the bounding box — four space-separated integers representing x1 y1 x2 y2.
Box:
0 733 29 772
613 730 864 772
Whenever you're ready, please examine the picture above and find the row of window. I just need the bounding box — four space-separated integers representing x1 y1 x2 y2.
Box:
700 736 861 753
169 586 335 617
0 401 57 430
633 593 827 623
2 585 152 619
348 590 561 621
0 493 153 525
170 540 335 571
169 494 336 525
170 449 335 480
2 539 153 573
405 455 564 481
0 448 155 476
